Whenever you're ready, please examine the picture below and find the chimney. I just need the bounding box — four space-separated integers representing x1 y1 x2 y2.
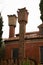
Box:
17 8 29 39
17 8 29 59
8 15 17 38
38 22 43 35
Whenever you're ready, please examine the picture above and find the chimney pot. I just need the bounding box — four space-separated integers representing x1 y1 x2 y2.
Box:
17 7 29 23
8 14 17 38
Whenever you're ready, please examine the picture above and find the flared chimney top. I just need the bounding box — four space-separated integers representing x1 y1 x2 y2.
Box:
8 14 17 26
17 7 29 23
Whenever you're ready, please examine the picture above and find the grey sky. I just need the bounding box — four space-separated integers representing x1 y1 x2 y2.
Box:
0 0 42 38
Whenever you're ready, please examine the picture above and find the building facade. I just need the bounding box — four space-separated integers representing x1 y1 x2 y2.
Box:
4 8 43 64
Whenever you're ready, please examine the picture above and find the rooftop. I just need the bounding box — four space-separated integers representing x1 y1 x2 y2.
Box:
4 31 43 42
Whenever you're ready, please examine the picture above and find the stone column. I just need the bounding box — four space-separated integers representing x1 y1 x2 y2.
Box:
17 8 29 60
8 15 17 38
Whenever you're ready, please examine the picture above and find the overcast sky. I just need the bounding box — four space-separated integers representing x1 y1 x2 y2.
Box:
0 0 42 38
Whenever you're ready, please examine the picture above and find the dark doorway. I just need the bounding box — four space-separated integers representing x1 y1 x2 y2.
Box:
13 48 19 60
40 46 43 64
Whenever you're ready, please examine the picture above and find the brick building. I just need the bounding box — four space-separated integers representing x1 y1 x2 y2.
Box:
4 8 43 64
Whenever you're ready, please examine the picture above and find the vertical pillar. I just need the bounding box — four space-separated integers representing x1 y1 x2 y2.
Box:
8 15 17 38
17 8 29 60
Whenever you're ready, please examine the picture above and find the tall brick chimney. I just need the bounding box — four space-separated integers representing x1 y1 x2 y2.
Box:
8 15 17 38
17 8 29 59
